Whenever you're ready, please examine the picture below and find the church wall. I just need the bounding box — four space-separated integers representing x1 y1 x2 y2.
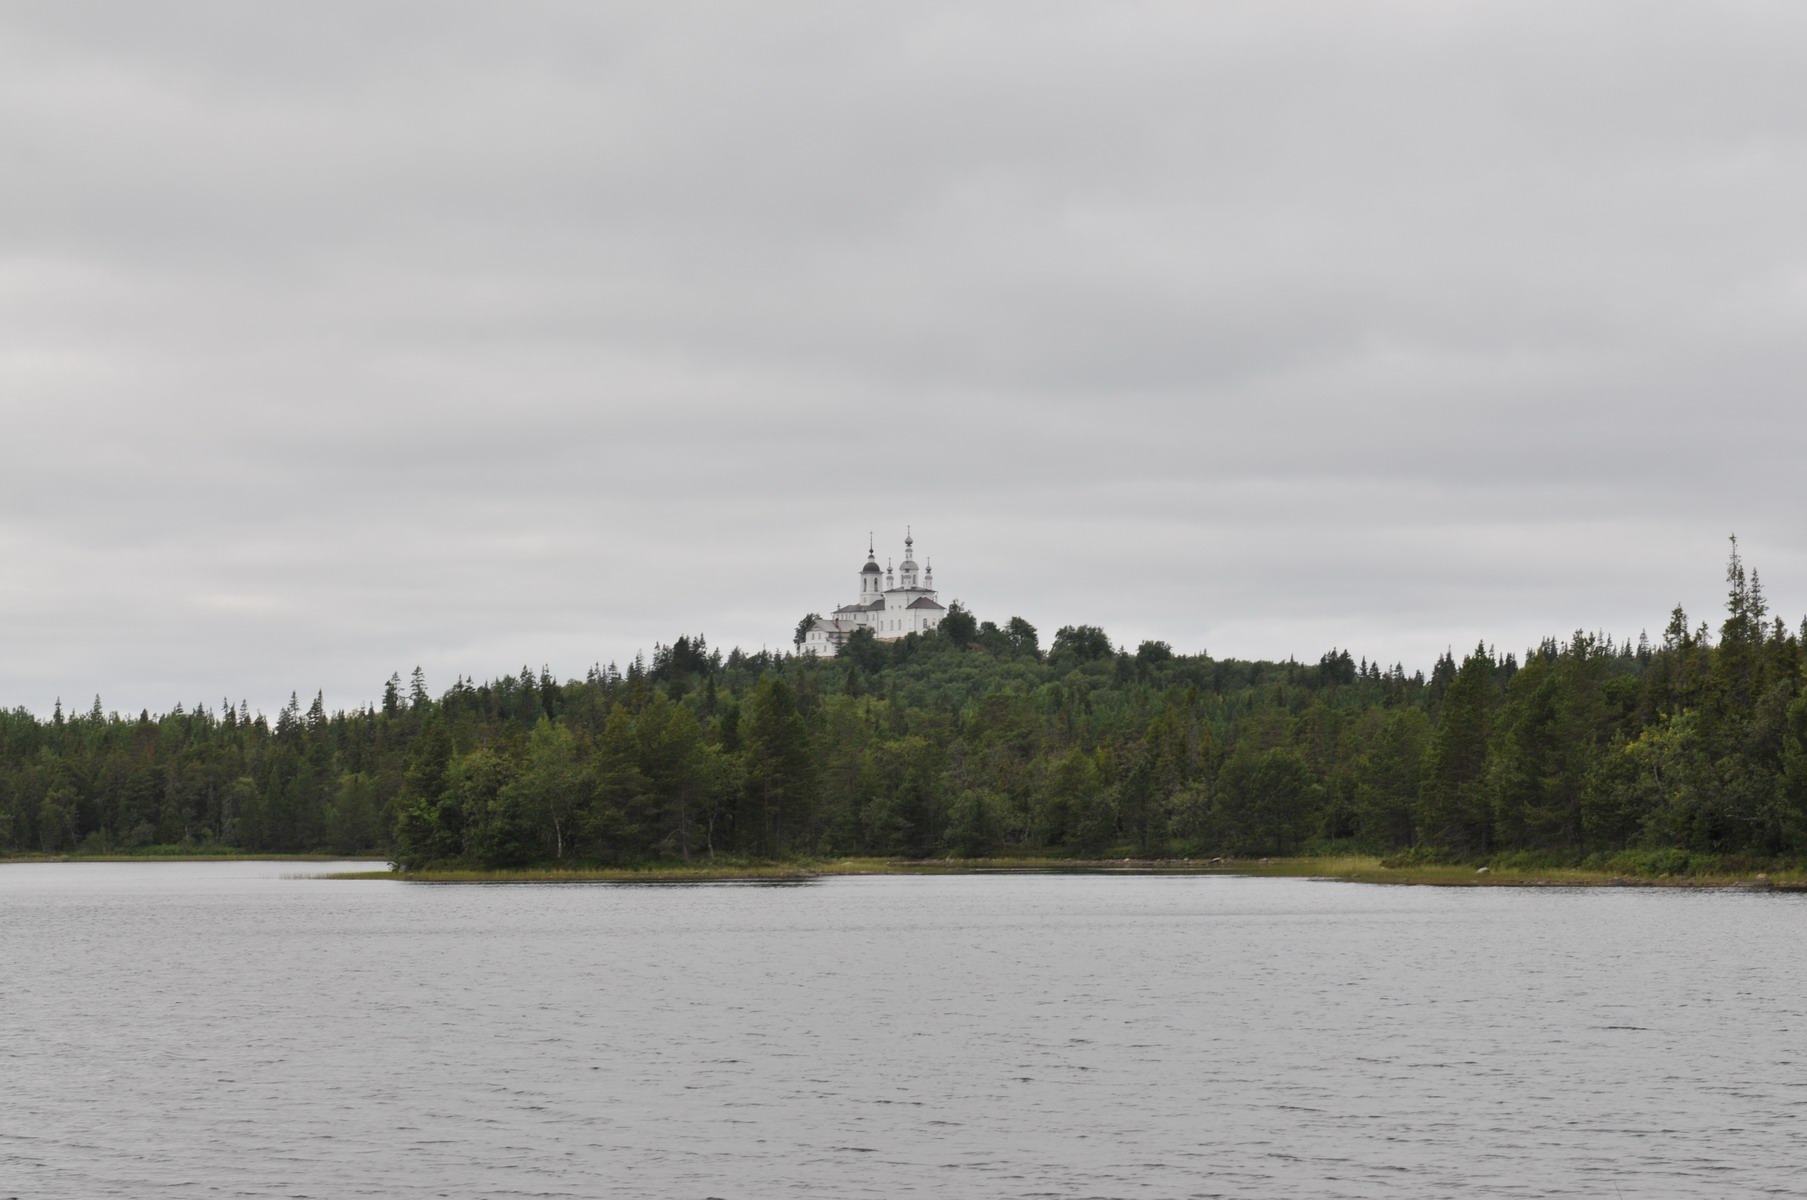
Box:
808 536 943 652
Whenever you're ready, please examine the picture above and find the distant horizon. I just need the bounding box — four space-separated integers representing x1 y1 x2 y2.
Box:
19 554 1786 723
5 5 1803 725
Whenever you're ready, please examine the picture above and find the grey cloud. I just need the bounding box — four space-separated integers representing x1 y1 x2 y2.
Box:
3 2 1805 715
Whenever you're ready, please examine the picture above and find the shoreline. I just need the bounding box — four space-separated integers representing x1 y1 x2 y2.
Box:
8 853 1798 890
318 855 1807 889
1 853 392 864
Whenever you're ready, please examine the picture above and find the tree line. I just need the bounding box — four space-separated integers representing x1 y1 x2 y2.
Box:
3 542 1806 869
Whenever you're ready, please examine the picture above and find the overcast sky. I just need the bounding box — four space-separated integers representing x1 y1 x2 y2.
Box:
4 2 1805 717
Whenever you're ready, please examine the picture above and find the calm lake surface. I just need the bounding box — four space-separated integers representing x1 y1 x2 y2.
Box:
2 863 1803 1199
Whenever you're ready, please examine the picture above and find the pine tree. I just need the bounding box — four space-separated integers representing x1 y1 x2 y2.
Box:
1419 644 1494 855
741 676 813 857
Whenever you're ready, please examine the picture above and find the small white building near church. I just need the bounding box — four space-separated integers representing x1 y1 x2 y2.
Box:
800 530 946 657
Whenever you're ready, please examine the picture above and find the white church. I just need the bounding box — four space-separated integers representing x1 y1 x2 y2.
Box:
800 530 947 657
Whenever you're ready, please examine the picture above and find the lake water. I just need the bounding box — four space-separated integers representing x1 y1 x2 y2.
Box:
1 863 1803 1199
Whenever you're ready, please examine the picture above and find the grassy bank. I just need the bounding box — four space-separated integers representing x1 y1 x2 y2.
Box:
1244 856 1807 889
327 862 822 883
325 853 1807 888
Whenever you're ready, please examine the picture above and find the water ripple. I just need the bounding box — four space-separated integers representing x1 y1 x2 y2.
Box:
1 862 1803 1197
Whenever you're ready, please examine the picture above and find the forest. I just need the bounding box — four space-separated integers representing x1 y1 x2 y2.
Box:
3 542 1806 871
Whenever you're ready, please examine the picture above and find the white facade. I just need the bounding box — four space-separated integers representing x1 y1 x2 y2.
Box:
800 530 947 657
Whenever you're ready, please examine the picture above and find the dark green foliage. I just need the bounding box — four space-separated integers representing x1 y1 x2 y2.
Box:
1350 709 1429 849
1213 744 1318 855
1006 617 1041 661
3 545 1804 868
940 602 979 648
1136 641 1174 673
450 749 526 867
1118 757 1157 855
840 626 888 674
739 676 813 857
1418 645 1495 854
1051 625 1114 666
948 788 1002 856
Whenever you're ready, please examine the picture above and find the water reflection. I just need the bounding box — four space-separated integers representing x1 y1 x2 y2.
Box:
2 861 1801 1199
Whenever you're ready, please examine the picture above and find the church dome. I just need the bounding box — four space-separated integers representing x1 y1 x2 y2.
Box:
861 560 882 574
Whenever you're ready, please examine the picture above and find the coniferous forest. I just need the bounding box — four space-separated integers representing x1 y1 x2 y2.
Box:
5 543 1807 872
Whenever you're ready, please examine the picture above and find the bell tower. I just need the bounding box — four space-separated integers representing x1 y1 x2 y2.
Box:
858 532 882 602
899 526 919 589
